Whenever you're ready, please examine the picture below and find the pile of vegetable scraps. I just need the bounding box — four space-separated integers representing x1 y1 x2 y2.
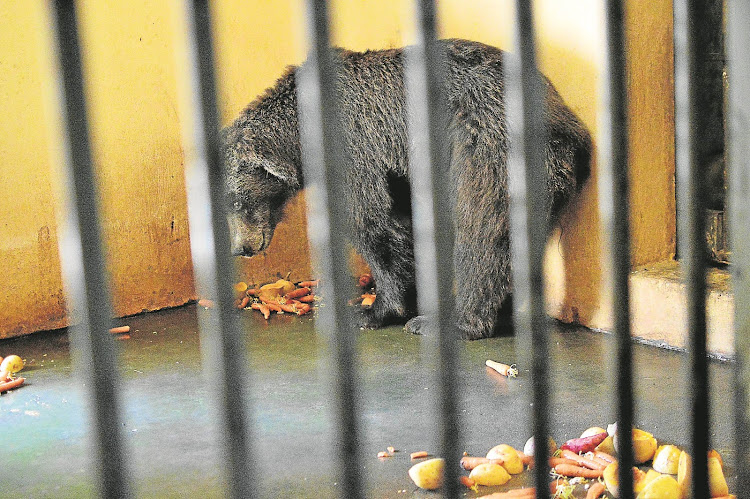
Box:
405 423 735 498
0 354 25 394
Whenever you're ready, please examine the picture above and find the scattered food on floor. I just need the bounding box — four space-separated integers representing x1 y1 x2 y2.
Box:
0 353 26 394
486 359 518 378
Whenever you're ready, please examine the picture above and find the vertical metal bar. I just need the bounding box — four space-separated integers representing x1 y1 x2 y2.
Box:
180 2 255 497
49 1 132 497
297 1 363 496
673 0 710 496
505 2 550 496
726 1 750 492
599 0 635 496
403 2 460 497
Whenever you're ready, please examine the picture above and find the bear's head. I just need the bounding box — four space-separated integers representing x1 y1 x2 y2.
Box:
221 125 300 257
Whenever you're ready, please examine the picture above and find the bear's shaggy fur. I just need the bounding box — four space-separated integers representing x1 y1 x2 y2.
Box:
222 39 591 339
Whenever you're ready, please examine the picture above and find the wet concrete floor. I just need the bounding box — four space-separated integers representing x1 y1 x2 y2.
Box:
0 304 737 497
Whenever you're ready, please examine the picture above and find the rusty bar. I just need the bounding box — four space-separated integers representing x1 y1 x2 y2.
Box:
297 0 364 496
181 2 255 497
673 0 710 496
50 1 132 497
599 0 635 496
403 1 460 496
506 1 551 496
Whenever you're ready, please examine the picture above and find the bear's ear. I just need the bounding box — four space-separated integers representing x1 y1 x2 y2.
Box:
257 158 300 189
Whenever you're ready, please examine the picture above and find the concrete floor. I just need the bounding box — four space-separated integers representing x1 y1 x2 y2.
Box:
0 304 737 498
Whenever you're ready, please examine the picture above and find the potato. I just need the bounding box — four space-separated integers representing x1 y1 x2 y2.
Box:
486 444 523 474
653 444 681 474
677 451 690 499
468 462 511 486
614 428 657 464
0 355 23 374
603 462 648 497
636 474 681 499
708 456 729 497
408 458 444 490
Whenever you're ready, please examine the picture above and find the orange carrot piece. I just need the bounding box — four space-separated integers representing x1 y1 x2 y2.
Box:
238 296 251 309
459 476 476 489
114 334 131 341
258 298 282 312
593 450 617 463
297 294 315 303
517 450 533 466
459 456 505 470
361 293 376 307
549 457 582 468
251 302 271 320
377 451 390 458
297 279 320 288
586 481 606 499
387 446 396 454
553 463 604 479
410 451 429 460
284 287 311 299
560 449 607 470
0 376 25 393
108 325 130 334
197 299 214 308
246 288 258 296
295 303 312 315
485 359 518 377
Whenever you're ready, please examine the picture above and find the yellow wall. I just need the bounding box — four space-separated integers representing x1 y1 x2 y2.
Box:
0 0 676 339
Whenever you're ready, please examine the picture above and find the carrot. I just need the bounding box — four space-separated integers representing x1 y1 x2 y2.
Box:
297 294 315 303
295 303 312 315
593 450 617 463
516 451 533 466
477 488 536 498
485 359 518 378
114 334 131 341
459 475 476 489
284 287 311 299
238 296 251 309
246 288 258 296
560 449 607 470
387 446 396 454
586 481 606 499
108 325 130 334
459 456 504 470
410 451 429 459
0 376 25 393
251 302 271 320
586 453 612 468
553 463 604 479
197 299 214 308
297 279 320 288
377 451 390 458
361 293 376 307
549 457 582 468
258 297 282 311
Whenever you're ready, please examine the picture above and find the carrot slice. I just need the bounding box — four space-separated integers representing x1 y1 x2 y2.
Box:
0 377 25 393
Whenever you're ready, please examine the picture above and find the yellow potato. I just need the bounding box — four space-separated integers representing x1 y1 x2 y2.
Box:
603 462 648 497
581 426 608 438
677 451 690 499
653 445 682 474
596 435 616 455
408 457 444 490
636 474 681 499
642 469 663 488
469 462 511 486
614 428 658 464
485 444 523 474
0 355 23 374
708 456 729 497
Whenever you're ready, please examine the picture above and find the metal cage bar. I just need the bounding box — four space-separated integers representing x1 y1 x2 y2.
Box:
404 1 461 496
49 1 132 497
180 2 256 497
726 1 750 493
599 0 635 496
506 2 551 496
673 0 711 496
297 1 364 496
